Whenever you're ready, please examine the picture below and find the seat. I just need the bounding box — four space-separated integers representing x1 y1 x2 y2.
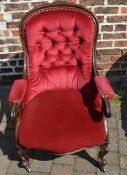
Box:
8 1 115 172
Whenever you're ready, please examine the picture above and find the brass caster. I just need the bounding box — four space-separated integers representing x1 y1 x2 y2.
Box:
99 160 107 172
26 167 31 173
19 160 31 172
100 166 106 172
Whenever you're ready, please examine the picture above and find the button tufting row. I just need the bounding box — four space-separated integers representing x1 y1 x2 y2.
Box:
40 27 78 33
39 56 78 69
37 30 84 43
36 33 85 48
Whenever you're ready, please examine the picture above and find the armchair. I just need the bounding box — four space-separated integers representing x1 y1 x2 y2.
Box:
8 1 115 172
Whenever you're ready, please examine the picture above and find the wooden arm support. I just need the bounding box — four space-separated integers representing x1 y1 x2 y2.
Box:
11 102 21 121
102 96 111 118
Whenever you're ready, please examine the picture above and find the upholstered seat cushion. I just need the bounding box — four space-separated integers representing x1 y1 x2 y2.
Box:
18 89 106 154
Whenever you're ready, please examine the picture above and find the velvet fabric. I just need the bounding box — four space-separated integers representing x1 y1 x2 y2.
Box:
23 66 86 107
8 6 110 153
18 89 106 154
94 76 116 100
8 80 27 104
23 8 95 106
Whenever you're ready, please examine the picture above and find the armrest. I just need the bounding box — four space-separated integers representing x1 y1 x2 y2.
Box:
8 79 27 120
94 75 115 118
94 75 116 100
8 79 27 104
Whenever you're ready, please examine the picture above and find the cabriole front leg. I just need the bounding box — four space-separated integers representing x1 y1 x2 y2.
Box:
98 142 109 172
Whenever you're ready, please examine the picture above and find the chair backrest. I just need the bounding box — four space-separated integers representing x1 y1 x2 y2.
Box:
20 2 99 105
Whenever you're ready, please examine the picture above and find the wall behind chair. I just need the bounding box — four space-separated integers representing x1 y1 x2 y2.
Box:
0 0 127 87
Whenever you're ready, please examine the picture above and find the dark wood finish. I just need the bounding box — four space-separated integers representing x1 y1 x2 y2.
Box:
98 142 109 172
11 102 21 121
102 96 111 118
16 145 31 172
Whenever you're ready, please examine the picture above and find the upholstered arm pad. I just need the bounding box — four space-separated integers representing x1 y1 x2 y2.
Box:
94 75 115 100
8 79 27 104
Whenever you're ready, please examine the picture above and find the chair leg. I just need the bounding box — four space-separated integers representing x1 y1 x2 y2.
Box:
16 145 31 172
98 143 109 172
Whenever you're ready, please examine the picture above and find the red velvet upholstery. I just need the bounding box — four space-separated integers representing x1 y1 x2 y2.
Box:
8 80 27 104
8 4 112 154
19 89 106 154
23 8 94 106
94 76 116 100
23 66 86 106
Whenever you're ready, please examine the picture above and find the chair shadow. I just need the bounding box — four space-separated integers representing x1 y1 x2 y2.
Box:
105 52 127 137
33 149 101 169
76 150 101 169
0 89 18 161
0 53 23 161
120 102 127 136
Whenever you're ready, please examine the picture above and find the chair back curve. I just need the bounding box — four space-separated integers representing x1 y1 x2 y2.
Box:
19 2 99 105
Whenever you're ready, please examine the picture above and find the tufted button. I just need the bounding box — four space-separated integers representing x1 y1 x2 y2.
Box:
58 29 61 33
44 51 47 56
79 38 86 44
74 26 77 32
39 64 42 68
39 30 45 35
72 50 75 54
77 60 82 69
51 62 55 67
52 40 56 45
37 43 41 47
66 38 69 42
58 50 61 55
43 27 48 32
66 61 70 65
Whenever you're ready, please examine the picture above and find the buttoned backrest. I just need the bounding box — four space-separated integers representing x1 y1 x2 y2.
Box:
21 5 98 105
